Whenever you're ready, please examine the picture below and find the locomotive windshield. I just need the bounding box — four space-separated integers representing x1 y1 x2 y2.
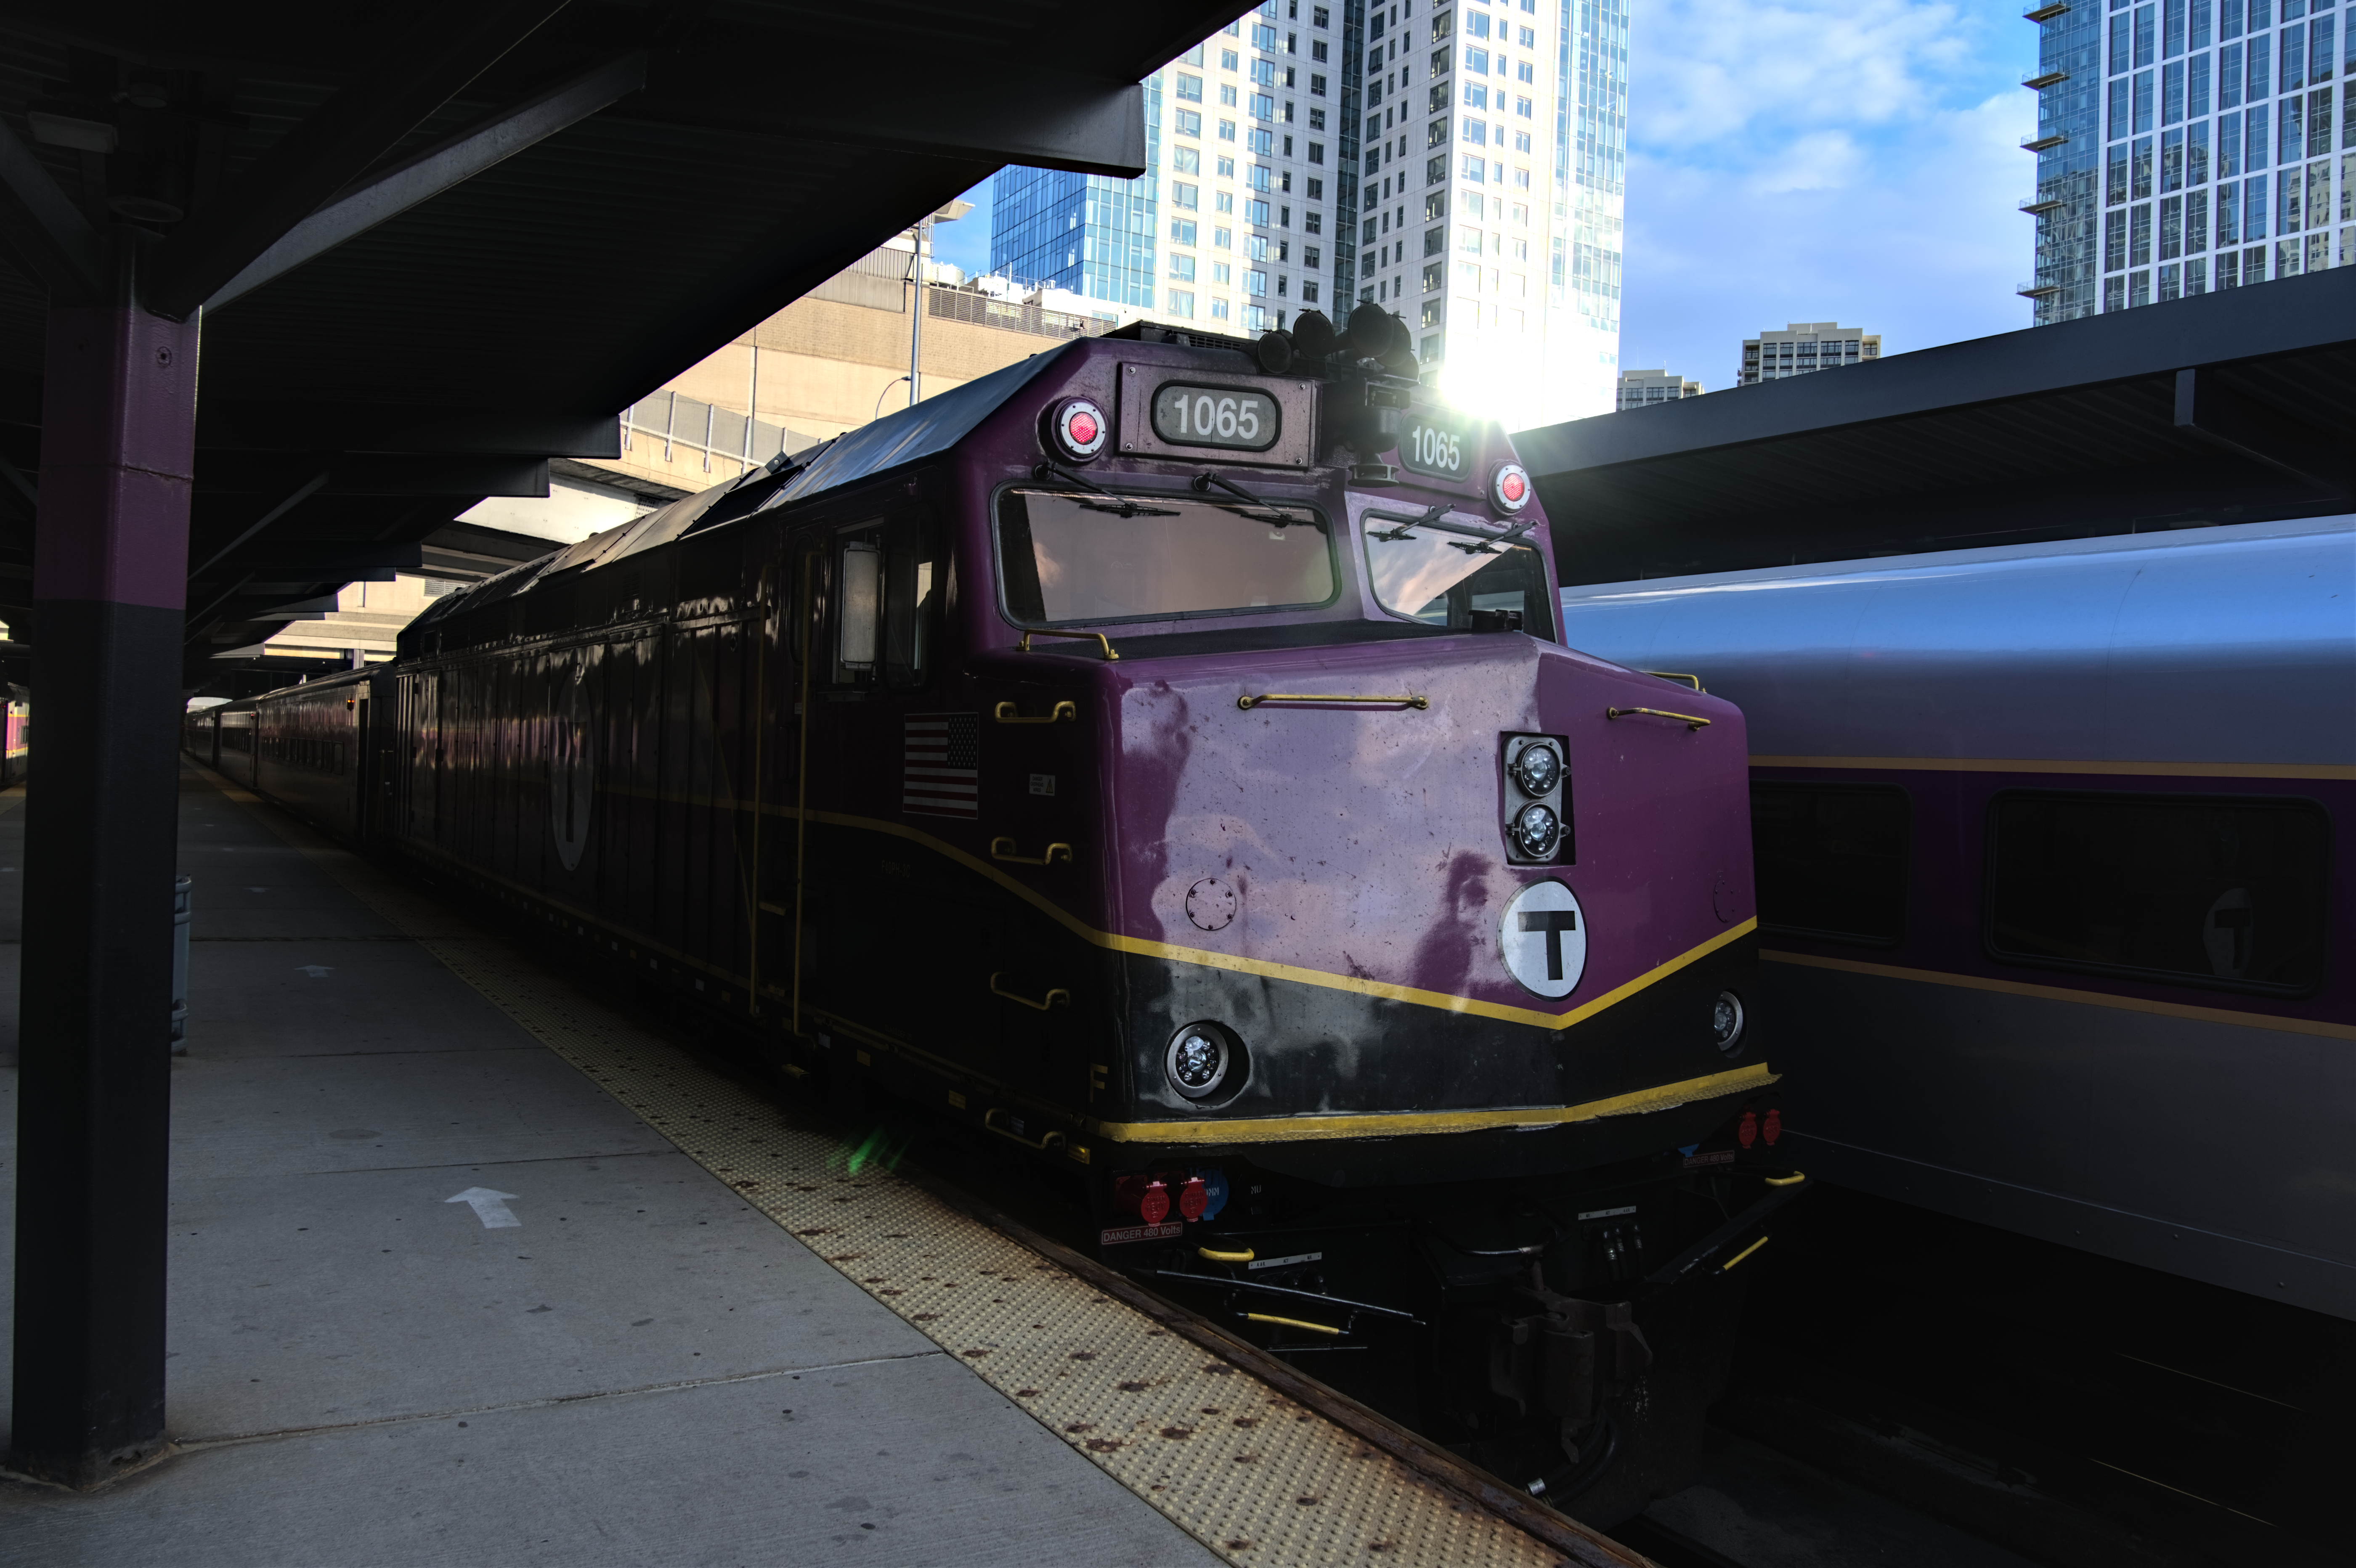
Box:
996 487 1336 625
1364 521 1555 636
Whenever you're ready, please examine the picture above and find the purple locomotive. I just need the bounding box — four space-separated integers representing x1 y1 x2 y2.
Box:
202 308 1795 1521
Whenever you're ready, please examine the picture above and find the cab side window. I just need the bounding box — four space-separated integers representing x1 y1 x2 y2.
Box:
801 506 942 691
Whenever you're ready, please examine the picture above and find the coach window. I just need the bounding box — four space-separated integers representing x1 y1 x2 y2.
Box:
1986 791 2331 995
1750 782 1911 946
996 485 1336 625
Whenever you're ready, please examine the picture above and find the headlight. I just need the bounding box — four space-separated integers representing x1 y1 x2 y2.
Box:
1166 1024 1233 1099
1712 991 1746 1054
1509 741 1561 797
1510 802 1560 858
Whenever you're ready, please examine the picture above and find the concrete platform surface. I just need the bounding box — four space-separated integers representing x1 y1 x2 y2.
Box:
0 768 1221 1567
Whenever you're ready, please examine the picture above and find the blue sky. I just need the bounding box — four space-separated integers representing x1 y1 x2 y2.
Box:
930 0 2041 393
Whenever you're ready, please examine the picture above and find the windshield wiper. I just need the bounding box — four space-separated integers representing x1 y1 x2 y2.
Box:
1191 469 1314 527
1032 462 1180 517
1361 502 1539 553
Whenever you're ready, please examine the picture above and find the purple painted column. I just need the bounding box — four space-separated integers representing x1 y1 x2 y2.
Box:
8 258 201 1486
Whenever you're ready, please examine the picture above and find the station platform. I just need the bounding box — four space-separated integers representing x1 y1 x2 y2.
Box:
0 766 1617 1567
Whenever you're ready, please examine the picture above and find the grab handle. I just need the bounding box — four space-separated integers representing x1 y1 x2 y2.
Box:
1198 1246 1256 1264
994 700 1078 725
1607 705 1710 731
1238 692 1429 711
991 837 1073 866
1018 628 1119 660
984 1108 1067 1152
1245 1312 1341 1337
989 972 1070 1011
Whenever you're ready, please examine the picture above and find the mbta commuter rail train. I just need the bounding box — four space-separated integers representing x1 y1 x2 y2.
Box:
188 309 1799 1520
1560 515 2356 1322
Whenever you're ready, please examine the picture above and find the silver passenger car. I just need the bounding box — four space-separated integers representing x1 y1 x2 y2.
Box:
1559 515 2356 1319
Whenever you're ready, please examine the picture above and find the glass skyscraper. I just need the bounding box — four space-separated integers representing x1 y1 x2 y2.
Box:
990 0 1627 425
992 3 1366 331
2027 0 2348 322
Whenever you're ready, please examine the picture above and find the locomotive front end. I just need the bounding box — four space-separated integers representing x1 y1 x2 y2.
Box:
947 315 1791 1519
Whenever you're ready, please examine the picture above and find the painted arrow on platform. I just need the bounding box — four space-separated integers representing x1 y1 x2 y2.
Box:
445 1187 522 1228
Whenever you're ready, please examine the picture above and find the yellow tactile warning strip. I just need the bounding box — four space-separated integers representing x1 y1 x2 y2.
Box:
197 768 1647 1568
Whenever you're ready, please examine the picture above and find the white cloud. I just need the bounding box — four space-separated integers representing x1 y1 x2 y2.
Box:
1616 0 2040 390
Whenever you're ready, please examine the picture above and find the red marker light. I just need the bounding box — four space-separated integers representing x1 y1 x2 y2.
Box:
1737 1110 1758 1149
1177 1176 1208 1222
1762 1108 1782 1146
1050 397 1109 461
1491 461 1532 514
1139 1180 1170 1226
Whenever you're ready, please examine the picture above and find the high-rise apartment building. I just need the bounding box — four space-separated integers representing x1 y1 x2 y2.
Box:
991 0 1631 426
2024 0 2349 324
995 4 1364 334
1616 368 1701 408
1736 324 1880 386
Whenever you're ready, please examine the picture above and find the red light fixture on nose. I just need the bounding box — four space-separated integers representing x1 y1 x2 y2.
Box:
1491 461 1531 514
1138 1179 1170 1226
1737 1110 1758 1149
1177 1176 1208 1222
1048 397 1109 462
1762 1108 1782 1146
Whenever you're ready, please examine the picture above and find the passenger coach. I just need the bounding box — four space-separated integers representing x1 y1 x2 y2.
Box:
1562 516 2355 1321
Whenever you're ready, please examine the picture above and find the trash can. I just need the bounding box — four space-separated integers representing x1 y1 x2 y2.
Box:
171 874 191 1056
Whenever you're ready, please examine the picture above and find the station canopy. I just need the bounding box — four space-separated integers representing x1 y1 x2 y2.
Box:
0 0 1256 684
1517 269 2356 586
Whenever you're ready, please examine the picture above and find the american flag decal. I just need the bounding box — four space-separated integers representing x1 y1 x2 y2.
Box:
904 713 979 818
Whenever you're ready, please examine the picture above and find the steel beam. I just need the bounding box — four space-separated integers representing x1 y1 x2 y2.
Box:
196 401 620 457
146 0 576 320
0 119 102 301
204 53 646 314
623 72 1147 177
9 242 199 1488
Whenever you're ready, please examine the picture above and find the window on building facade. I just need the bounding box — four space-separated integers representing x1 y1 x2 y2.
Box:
1250 127 1274 153
1219 119 1237 141
1248 198 1272 225
1464 83 1488 109
1178 74 1204 101
1212 297 1231 319
1183 44 1205 66
1305 210 1323 235
1215 225 1233 248
1460 153 1486 180
1519 26 1536 47
1172 218 1199 244
1311 72 1328 95
1465 46 1488 73
1306 178 1324 201
1313 5 1329 26
1223 48 1240 69
1247 270 1269 296
1250 164 1274 191
1173 181 1199 209
1213 260 1233 283
1304 246 1322 269
1216 160 1235 181
1176 109 1202 137
1255 21 1279 49
1170 254 1197 281
1170 290 1196 318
